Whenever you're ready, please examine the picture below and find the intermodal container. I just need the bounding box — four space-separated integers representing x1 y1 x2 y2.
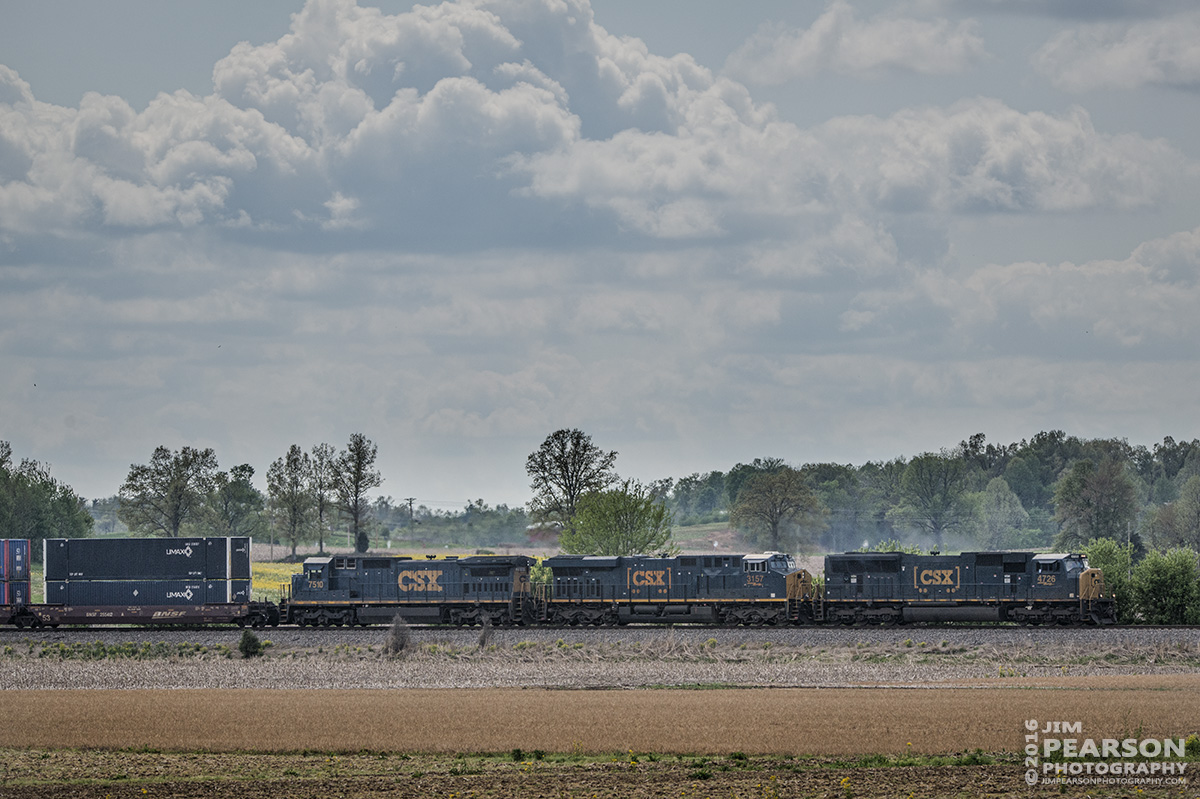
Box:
203 579 252 604
0 580 32 606
44 580 210 606
1 539 31 581
204 537 251 579
45 538 211 580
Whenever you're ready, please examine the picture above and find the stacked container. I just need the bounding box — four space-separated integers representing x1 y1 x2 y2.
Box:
0 539 32 605
43 537 252 606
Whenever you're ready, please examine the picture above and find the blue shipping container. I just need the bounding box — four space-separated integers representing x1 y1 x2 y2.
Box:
44 538 250 581
1 539 31 580
0 580 32 606
44 580 210 606
203 580 252 604
205 537 252 579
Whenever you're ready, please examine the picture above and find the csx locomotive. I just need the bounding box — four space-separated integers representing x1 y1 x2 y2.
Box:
279 548 1115 627
2 537 1116 628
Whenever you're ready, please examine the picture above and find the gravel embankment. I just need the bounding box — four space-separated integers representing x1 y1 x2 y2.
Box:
3 626 1198 690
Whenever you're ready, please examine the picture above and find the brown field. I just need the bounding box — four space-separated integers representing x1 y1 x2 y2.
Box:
2 678 1198 798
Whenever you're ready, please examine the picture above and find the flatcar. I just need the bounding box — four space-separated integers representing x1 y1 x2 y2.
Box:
1 537 277 629
281 553 535 627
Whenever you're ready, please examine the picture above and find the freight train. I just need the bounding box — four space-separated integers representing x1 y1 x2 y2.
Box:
0 537 1117 628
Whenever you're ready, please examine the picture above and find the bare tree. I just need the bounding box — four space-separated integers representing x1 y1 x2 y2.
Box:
267 445 314 558
335 433 382 553
730 466 822 552
526 429 618 525
309 442 337 554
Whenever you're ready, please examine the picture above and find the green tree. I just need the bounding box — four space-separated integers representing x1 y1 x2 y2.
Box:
976 477 1030 549
807 462 879 552
889 452 975 552
0 441 93 549
309 443 337 554
202 464 265 537
559 479 675 556
335 433 382 553
526 429 618 526
1144 475 1200 550
1131 548 1200 625
724 457 785 509
117 446 218 538
1082 538 1135 625
730 466 823 552
1052 459 1138 549
267 445 314 558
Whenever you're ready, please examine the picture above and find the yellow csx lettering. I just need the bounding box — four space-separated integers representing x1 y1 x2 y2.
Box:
1037 574 1056 586
631 570 666 587
919 569 956 586
397 570 443 592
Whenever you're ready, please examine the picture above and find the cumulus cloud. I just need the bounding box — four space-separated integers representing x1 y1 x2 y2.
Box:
924 226 1200 354
811 98 1179 213
1034 10 1200 90
4 0 1200 501
0 0 1184 251
724 1 987 85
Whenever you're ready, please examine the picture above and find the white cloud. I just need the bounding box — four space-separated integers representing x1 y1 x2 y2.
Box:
4 0 1200 502
0 0 1185 251
924 225 1200 353
813 98 1179 213
724 1 987 85
1034 11 1200 91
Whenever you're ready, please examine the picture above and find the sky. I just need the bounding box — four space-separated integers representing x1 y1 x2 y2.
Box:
2 0 1199 510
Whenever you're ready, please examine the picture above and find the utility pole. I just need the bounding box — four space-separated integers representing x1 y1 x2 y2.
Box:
405 497 416 543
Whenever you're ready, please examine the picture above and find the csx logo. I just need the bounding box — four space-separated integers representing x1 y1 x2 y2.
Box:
1037 574 1056 586
919 569 958 586
630 570 667 587
398 570 443 592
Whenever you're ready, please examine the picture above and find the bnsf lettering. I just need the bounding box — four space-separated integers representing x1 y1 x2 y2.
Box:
630 570 667 587
919 569 957 586
398 570 444 592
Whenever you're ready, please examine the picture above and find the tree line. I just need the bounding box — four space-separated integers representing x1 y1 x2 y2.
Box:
0 441 94 549
524 429 1200 623
114 435 382 556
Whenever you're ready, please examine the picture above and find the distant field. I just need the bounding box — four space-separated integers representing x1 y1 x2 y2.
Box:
251 561 302 602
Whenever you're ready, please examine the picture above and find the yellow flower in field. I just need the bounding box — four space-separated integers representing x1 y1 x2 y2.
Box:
841 776 851 787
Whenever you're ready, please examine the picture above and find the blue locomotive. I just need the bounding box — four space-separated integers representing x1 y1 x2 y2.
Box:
539 551 810 626
283 554 535 626
822 550 1113 625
